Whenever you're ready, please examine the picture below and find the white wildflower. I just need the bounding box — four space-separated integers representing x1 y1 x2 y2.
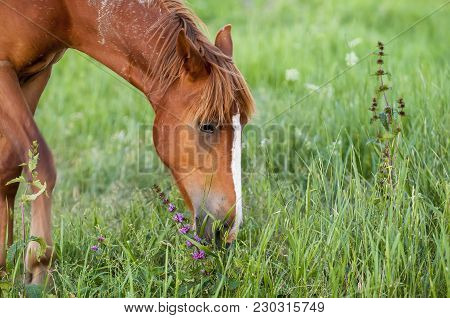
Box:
285 68 299 82
326 85 334 98
260 138 270 146
345 51 359 66
295 128 303 138
114 130 126 141
305 83 320 91
348 37 362 48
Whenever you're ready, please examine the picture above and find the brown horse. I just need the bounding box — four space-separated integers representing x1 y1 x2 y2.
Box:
0 0 254 284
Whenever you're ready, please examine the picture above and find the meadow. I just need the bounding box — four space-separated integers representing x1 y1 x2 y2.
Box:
1 0 449 297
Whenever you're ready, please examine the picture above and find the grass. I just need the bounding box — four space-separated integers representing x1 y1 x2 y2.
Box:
2 0 449 297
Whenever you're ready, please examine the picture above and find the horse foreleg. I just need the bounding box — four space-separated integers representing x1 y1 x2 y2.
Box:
0 67 52 274
22 67 54 285
0 62 55 285
0 159 20 273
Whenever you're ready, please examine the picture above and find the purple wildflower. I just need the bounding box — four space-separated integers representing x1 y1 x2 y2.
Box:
173 213 184 223
168 203 176 212
162 198 169 204
193 234 202 242
179 225 190 234
186 240 193 247
97 236 105 243
90 245 99 252
192 249 206 260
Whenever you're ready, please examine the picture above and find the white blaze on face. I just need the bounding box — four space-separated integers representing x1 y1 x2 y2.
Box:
230 113 242 237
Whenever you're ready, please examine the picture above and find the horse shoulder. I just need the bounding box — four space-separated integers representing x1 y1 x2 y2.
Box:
0 0 69 73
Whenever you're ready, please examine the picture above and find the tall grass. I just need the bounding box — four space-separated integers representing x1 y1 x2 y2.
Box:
1 0 448 297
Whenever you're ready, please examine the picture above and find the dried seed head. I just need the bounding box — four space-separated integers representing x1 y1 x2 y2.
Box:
377 58 384 64
378 84 389 92
153 184 161 193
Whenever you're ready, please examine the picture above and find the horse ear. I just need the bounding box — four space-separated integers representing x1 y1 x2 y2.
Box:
215 24 233 58
176 29 208 79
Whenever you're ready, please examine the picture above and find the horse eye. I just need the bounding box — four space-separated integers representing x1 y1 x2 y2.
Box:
199 123 217 134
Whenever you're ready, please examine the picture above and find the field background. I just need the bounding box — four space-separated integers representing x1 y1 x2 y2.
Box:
3 0 449 297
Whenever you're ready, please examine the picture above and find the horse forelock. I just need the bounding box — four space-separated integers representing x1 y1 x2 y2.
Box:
149 0 255 125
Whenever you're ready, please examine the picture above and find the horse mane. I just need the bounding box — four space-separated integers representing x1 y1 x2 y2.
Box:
149 0 254 125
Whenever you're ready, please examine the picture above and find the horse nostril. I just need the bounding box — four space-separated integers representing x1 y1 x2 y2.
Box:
223 221 231 231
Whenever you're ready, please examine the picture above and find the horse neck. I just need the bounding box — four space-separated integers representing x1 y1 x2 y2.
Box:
64 0 171 105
